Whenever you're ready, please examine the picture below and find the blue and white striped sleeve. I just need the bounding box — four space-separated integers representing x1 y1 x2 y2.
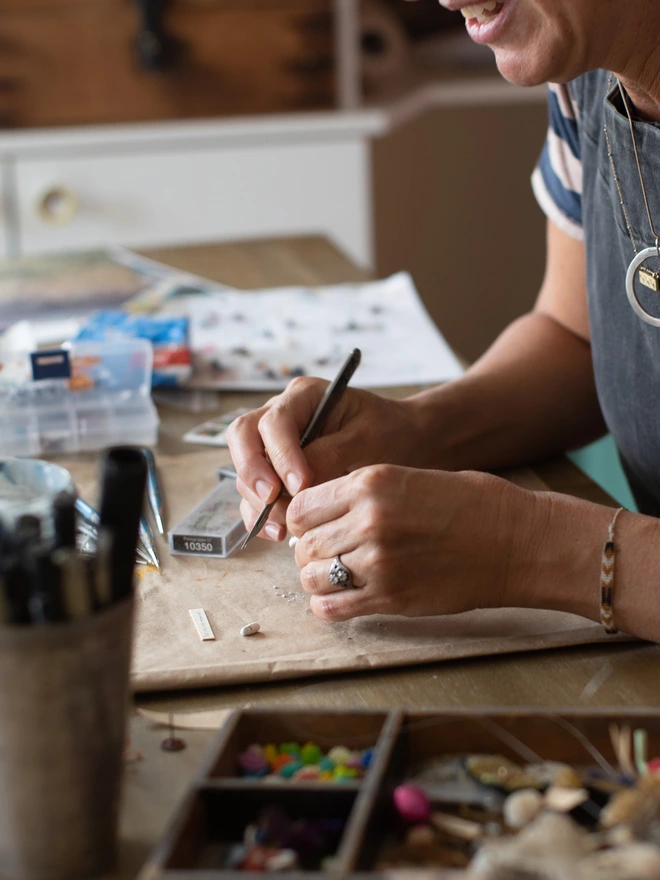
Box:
531 82 584 241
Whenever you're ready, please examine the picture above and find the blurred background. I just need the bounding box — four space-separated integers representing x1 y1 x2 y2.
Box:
0 0 632 505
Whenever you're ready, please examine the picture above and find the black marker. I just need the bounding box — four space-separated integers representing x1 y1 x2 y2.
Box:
0 552 31 624
98 447 148 603
15 514 41 548
53 491 77 549
24 543 65 624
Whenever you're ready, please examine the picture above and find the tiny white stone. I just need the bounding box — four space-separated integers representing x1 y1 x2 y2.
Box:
265 849 298 872
240 622 260 637
503 789 544 829
289 535 298 548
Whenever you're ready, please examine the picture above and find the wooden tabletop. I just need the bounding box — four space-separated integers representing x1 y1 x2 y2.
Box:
113 236 660 879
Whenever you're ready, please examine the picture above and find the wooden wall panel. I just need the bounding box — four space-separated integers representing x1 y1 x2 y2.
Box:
0 1 335 128
373 102 548 363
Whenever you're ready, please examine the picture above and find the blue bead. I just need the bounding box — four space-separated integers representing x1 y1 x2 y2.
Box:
360 748 375 769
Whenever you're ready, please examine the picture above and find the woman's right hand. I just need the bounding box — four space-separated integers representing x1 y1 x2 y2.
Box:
226 376 429 542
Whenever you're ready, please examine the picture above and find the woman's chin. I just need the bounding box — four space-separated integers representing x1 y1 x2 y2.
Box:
492 50 558 89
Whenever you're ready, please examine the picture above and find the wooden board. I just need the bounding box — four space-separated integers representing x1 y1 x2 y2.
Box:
57 447 630 694
0 0 335 128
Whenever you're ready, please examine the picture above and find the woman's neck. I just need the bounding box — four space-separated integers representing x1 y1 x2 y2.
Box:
609 17 660 123
619 79 660 124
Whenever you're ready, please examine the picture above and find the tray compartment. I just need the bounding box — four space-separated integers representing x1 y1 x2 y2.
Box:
162 785 359 873
355 710 660 870
206 709 389 783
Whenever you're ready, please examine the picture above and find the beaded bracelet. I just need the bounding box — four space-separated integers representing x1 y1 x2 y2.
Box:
600 507 624 634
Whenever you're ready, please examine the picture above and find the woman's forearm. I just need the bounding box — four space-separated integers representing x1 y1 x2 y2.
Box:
405 311 607 472
508 488 660 643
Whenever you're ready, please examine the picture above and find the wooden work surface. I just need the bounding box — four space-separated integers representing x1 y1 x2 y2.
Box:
110 237 660 879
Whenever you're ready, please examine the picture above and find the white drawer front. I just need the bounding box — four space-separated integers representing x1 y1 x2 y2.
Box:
13 139 373 267
0 163 11 259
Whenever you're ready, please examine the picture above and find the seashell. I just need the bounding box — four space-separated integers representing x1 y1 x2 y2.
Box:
503 789 544 829
545 786 590 813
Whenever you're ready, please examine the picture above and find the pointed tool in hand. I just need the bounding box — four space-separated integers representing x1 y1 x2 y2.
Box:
241 348 361 550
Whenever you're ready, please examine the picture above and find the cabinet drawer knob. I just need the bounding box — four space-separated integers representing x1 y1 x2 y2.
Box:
36 186 79 226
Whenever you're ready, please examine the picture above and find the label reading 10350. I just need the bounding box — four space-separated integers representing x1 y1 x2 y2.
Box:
172 535 222 555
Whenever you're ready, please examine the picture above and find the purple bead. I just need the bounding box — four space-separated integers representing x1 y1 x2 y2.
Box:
238 746 269 776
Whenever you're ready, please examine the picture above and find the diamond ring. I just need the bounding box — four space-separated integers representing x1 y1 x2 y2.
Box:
328 555 354 589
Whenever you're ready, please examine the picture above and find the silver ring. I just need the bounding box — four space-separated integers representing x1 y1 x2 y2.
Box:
328 555 354 589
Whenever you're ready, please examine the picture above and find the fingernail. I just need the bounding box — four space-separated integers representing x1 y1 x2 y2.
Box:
256 479 272 502
265 523 282 541
286 472 302 495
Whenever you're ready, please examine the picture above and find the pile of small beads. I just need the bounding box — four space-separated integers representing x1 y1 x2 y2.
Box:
219 805 345 871
237 741 375 782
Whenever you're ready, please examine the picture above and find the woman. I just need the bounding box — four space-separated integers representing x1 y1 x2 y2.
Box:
227 0 660 641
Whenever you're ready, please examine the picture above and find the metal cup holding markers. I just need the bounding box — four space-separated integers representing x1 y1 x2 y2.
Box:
0 603 133 880
0 455 140 880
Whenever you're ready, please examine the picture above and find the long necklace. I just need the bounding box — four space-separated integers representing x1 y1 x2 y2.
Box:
603 73 660 327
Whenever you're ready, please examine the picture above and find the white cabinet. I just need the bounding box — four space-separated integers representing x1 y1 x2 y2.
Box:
0 77 544 271
0 165 10 259
0 0 547 269
2 116 380 269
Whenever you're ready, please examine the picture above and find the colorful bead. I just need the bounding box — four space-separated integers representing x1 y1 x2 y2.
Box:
301 742 323 765
264 744 278 766
293 766 321 781
393 784 432 823
278 760 304 779
238 745 270 776
236 740 375 783
272 754 295 773
361 748 375 769
328 746 351 766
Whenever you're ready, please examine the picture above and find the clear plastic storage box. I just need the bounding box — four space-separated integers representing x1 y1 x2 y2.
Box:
0 339 159 456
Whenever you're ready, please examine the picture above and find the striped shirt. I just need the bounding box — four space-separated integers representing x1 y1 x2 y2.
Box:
531 82 584 241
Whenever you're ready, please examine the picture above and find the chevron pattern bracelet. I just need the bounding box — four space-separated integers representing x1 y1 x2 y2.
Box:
600 507 624 634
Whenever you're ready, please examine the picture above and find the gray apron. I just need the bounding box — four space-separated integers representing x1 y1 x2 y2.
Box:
576 70 660 515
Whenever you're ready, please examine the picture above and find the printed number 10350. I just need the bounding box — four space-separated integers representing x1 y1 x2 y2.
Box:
183 538 214 553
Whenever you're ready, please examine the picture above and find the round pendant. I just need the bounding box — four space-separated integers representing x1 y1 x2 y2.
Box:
626 247 660 327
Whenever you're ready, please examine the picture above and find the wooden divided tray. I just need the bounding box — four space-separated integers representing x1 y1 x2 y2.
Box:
139 708 660 878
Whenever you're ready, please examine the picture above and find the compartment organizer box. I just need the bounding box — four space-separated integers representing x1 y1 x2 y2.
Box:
0 339 159 456
139 707 660 879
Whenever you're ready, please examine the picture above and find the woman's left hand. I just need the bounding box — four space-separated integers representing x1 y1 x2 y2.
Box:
286 464 535 621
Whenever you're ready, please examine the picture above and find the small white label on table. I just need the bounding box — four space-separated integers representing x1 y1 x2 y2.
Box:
189 608 215 641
